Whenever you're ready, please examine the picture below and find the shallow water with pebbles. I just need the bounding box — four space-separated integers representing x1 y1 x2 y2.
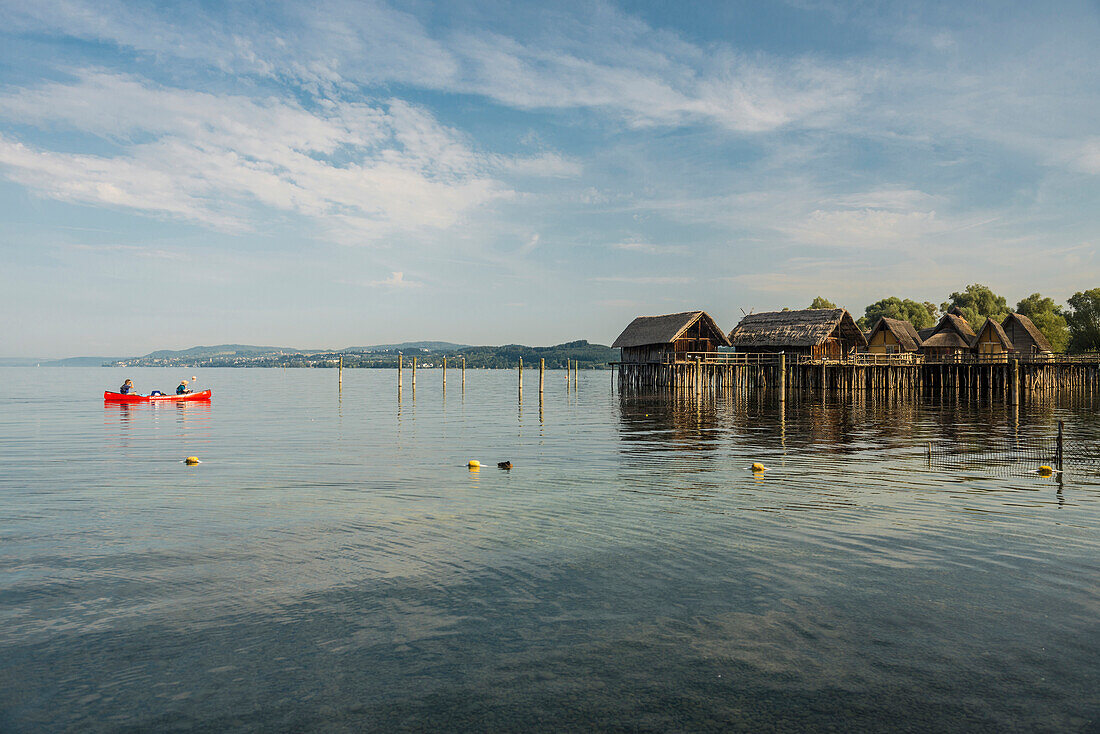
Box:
1 367 1098 731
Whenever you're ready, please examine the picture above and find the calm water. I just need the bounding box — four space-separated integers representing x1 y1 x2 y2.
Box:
1 367 1098 732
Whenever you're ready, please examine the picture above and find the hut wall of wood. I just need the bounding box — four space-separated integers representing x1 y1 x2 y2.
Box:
1001 313 1054 355
868 329 900 354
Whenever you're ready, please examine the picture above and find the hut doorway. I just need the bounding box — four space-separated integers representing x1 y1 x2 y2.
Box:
813 338 842 361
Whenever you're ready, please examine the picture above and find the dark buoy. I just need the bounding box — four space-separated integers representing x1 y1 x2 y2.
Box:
498 461 512 470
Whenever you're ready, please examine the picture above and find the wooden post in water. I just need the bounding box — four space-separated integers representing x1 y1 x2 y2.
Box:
539 358 545 395
518 357 523 394
338 354 343 388
442 356 447 390
778 353 786 402
398 354 403 392
462 356 466 390
1010 358 1019 405
412 356 417 390
1056 420 1064 472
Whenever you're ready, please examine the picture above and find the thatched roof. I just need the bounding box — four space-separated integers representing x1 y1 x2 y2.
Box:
1002 313 1053 353
728 308 867 348
975 318 1014 351
917 327 936 341
868 317 922 352
612 310 730 349
921 313 976 350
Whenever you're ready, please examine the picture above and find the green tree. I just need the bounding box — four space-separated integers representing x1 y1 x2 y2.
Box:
1014 293 1069 352
1065 288 1100 353
857 297 937 331
940 284 1009 330
808 296 838 309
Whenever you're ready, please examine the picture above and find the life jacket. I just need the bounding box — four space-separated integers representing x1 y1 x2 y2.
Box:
120 384 132 394
177 384 188 394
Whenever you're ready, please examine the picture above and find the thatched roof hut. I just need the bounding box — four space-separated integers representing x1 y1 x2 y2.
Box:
728 308 866 359
920 313 976 354
867 317 922 353
613 310 730 363
973 318 1014 355
1002 313 1053 354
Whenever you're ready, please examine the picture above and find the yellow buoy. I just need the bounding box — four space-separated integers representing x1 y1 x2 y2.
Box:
468 460 480 470
184 456 200 465
751 462 768 472
1037 465 1054 476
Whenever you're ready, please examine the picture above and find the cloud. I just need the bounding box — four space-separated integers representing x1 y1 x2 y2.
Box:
783 208 944 246
70 244 185 260
2 1 862 134
1066 138 1100 175
592 275 692 285
0 71 510 237
496 152 583 178
518 233 540 255
337 271 422 288
595 298 644 308
371 271 420 288
611 242 687 255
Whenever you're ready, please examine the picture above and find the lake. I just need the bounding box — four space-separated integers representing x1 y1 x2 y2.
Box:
1 367 1098 732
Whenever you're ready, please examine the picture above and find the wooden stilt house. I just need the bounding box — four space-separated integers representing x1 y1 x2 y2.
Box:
727 308 866 360
1001 313 1053 355
866 317 922 354
972 319 1014 357
919 311 977 358
612 310 730 364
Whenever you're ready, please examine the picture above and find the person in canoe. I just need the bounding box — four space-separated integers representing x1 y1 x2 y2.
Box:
176 380 193 395
119 379 135 395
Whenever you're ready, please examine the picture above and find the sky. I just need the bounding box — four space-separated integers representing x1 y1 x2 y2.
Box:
1 0 1098 357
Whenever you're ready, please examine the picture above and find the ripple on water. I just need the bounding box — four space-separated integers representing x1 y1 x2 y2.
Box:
1 369 1099 731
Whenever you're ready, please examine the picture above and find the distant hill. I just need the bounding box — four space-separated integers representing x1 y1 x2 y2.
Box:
106 339 617 368
42 356 127 367
142 344 300 359
343 341 470 353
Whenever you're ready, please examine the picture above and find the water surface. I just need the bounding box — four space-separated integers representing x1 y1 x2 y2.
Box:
1 367 1098 731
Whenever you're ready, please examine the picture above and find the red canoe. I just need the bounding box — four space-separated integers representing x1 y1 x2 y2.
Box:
104 390 213 403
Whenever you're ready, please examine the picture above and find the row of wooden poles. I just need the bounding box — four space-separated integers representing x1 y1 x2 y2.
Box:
619 355 1100 406
337 355 583 394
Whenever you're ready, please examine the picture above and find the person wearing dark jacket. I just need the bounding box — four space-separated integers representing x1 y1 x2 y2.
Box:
119 379 135 395
176 380 192 395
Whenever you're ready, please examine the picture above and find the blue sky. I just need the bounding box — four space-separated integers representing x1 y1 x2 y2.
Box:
1 0 1098 357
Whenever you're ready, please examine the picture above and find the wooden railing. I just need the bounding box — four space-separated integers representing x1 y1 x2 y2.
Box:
623 350 1100 367
661 352 783 365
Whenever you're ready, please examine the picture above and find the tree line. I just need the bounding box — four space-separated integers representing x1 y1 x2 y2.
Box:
804 285 1100 353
